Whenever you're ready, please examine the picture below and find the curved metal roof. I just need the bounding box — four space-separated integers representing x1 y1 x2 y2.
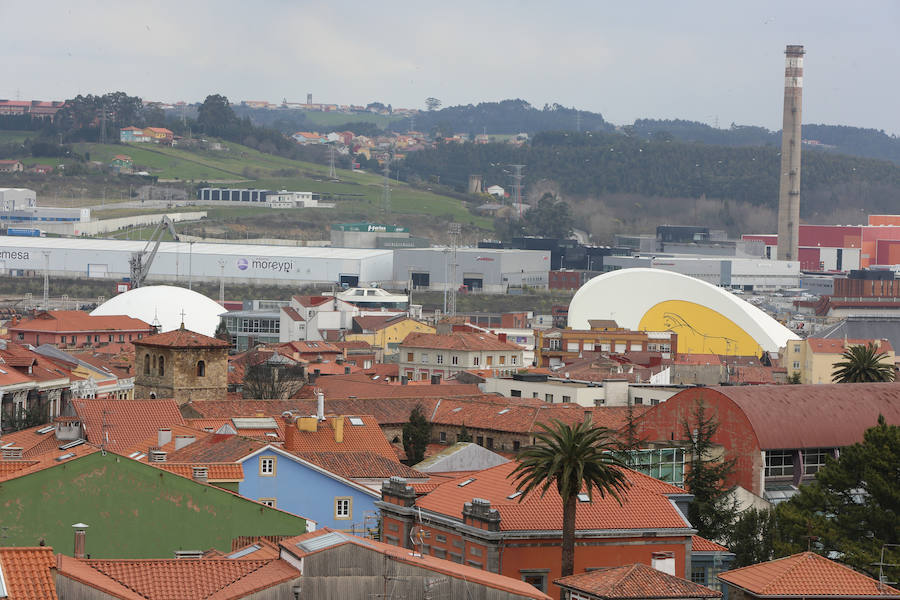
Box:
705 383 900 449
91 285 226 337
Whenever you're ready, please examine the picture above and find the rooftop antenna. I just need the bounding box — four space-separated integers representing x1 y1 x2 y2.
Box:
447 223 461 316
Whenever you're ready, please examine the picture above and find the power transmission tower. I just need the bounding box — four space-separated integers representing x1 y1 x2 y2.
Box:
509 164 525 217
575 111 582 133
447 223 461 316
408 113 416 133
329 145 337 179
381 149 392 215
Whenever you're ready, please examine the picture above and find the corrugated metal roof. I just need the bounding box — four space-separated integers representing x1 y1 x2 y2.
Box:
707 383 900 450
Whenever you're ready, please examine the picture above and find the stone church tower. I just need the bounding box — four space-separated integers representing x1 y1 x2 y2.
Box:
133 326 229 404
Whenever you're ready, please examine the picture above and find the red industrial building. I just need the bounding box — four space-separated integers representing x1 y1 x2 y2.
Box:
744 215 900 270
636 383 900 500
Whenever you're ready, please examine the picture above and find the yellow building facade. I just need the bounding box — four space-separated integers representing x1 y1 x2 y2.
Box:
345 318 435 357
783 337 895 384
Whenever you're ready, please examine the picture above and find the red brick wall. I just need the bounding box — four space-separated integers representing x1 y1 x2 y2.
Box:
637 388 763 495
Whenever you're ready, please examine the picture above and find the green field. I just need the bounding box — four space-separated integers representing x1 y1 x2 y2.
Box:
75 138 491 228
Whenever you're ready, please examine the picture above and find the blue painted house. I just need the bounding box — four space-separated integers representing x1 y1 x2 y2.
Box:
237 445 382 533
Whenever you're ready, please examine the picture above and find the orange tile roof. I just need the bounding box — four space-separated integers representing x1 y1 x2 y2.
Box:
806 337 895 354
72 398 185 452
294 373 482 399
555 563 721 599
281 528 551 600
401 331 523 352
280 306 304 322
0 445 99 483
285 415 397 460
0 546 57 599
718 552 900 598
56 554 299 600
295 451 427 479
292 295 332 307
415 461 690 532
9 311 151 333
134 326 230 349
692 536 731 553
156 463 245 481
165 434 265 463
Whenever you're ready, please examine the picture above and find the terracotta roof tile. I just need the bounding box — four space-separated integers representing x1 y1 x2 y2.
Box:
294 373 482 399
57 555 299 600
281 528 551 600
0 546 57 600
718 552 900 597
0 445 99 483
280 306 304 322
165 434 264 463
295 451 427 479
401 331 523 352
415 462 690 532
806 337 895 354
692 536 730 553
292 295 332 307
72 398 185 452
9 311 150 333
555 563 721 599
134 327 230 349
155 463 245 480
285 415 396 460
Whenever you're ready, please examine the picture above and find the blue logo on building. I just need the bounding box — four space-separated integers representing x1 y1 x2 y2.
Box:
237 258 248 270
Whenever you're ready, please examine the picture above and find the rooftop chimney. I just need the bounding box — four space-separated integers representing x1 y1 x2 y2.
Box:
776 44 805 262
498 333 507 343
192 466 208 484
330 416 344 443
158 428 172 448
316 391 325 421
72 523 89 559
175 435 196 451
1 446 23 460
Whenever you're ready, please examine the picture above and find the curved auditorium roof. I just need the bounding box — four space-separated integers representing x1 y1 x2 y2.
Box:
91 285 226 337
567 268 797 354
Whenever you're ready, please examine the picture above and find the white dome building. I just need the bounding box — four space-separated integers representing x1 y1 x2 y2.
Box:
567 268 798 355
91 285 226 337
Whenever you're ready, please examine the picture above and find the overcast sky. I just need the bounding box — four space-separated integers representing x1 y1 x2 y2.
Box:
2 1 898 133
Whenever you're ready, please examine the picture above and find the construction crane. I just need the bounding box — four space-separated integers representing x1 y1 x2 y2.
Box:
128 216 179 289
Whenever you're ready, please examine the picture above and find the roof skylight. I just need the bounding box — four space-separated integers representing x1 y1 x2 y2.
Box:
577 493 591 502
458 478 475 487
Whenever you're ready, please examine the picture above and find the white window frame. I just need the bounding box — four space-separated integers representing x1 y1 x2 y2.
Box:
259 456 276 476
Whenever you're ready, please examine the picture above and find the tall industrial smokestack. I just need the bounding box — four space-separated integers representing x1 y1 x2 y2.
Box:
777 44 805 262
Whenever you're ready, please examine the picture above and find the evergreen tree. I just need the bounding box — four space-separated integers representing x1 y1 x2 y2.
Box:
457 423 473 443
771 416 900 581
729 507 776 567
682 399 738 542
402 404 432 465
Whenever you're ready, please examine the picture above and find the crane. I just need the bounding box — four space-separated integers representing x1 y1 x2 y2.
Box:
128 216 179 289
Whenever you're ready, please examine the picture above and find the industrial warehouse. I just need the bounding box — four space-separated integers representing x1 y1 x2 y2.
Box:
0 236 395 287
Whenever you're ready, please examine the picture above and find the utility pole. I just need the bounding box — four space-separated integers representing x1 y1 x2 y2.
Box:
447 223 460 316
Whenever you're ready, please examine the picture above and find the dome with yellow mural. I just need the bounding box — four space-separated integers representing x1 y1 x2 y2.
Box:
567 268 798 356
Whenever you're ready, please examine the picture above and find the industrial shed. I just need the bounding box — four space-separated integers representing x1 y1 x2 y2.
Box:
0 236 393 286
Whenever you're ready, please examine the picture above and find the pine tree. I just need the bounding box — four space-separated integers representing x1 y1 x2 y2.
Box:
402 404 432 465
682 399 738 542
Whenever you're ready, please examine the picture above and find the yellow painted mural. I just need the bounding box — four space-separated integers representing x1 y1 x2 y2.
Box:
637 299 762 356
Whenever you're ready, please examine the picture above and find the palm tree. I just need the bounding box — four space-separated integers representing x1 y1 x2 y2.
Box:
831 342 896 383
509 419 630 583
